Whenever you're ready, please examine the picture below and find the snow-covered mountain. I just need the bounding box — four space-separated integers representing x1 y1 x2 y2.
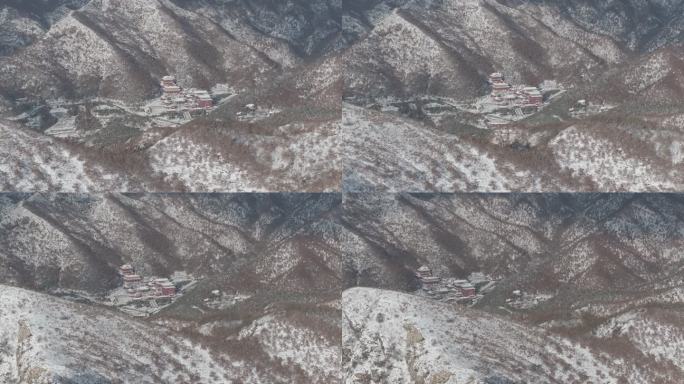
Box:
0 0 342 192
0 193 343 383
342 0 684 192
0 193 342 293
0 0 341 102
344 287 633 383
1 0 683 192
1 1 682 382
0 0 89 56
344 286 684 383
341 193 684 383
541 0 684 52
1 192 682 382
342 193 684 293
0 284 340 383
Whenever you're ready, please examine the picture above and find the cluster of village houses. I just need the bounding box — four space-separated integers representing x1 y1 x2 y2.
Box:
505 289 554 310
110 264 195 314
482 72 562 127
159 75 214 112
413 264 559 311
119 264 174 298
488 72 545 107
568 98 614 117
141 75 217 119
118 263 191 301
414 265 496 304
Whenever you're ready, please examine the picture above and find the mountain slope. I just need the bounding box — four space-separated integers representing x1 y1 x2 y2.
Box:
0 0 89 56
343 287 633 383
0 284 339 383
0 0 287 103
0 193 344 383
341 193 684 383
173 0 343 58
341 193 684 290
0 0 343 192
540 0 684 52
1 192 682 382
341 0 684 192
344 0 626 102
0 193 342 293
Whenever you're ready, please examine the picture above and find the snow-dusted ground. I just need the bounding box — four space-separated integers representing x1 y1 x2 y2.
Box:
148 135 254 191
343 287 622 384
1 97 342 192
342 102 684 192
342 104 518 192
148 117 341 192
43 115 78 138
239 313 340 381
0 285 259 383
0 121 129 192
593 309 684 373
0 284 342 383
549 126 678 191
